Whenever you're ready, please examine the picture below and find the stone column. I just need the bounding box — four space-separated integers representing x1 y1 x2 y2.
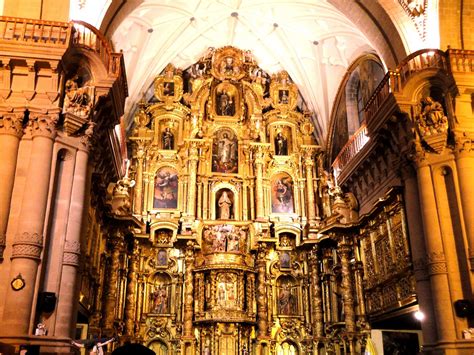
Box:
454 134 474 268
187 142 199 218
102 234 124 335
400 163 437 344
2 112 58 335
54 139 90 339
125 240 139 336
309 246 323 339
256 244 268 338
0 110 24 259
416 163 456 341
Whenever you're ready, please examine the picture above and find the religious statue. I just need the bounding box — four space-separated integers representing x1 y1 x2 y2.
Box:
274 132 288 155
421 97 445 126
218 190 233 219
64 74 94 117
162 127 174 150
418 96 447 135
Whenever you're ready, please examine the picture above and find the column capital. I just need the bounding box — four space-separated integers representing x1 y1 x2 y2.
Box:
29 111 59 139
453 130 474 157
0 111 24 137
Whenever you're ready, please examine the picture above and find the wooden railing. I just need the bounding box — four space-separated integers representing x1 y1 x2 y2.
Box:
332 124 369 177
333 49 452 177
72 20 123 78
0 16 71 47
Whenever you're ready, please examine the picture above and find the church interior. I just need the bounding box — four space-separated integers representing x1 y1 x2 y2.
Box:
0 0 473 354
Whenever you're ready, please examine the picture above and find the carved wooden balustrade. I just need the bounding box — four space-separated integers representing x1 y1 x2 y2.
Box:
332 124 369 180
0 16 127 96
332 48 454 179
0 16 71 47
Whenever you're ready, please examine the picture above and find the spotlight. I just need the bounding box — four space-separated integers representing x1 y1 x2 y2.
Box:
414 310 425 321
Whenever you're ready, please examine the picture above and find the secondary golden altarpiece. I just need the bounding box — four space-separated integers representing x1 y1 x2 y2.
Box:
104 47 415 354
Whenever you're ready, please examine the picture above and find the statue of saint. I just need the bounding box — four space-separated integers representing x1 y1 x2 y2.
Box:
218 191 232 219
162 127 174 150
274 132 288 155
421 97 445 126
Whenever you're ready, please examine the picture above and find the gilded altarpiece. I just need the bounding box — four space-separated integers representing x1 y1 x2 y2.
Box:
126 47 374 354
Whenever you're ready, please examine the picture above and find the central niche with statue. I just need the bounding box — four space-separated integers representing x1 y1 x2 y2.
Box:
127 46 370 354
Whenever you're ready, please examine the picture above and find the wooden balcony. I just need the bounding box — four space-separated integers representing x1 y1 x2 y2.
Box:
332 48 459 181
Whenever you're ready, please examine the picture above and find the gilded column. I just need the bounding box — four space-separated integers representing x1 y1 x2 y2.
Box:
252 144 269 220
183 241 195 339
133 142 146 215
55 131 92 338
303 147 316 223
338 238 355 333
256 244 268 338
2 112 58 335
187 142 199 218
309 246 324 339
0 110 24 259
102 234 124 335
125 240 139 336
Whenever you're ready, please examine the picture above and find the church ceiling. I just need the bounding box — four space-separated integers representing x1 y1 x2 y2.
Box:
70 0 435 144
